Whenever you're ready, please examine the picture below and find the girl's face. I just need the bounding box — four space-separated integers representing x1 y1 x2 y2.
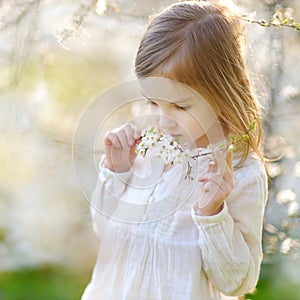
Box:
146 97 212 148
139 77 222 148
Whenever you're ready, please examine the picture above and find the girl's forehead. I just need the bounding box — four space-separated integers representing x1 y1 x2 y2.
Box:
138 77 199 103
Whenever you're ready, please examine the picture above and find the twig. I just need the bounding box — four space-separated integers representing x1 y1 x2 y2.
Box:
243 14 300 31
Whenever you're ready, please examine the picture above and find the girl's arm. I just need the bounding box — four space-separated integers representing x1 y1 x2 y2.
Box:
90 156 133 238
90 123 140 237
191 158 268 297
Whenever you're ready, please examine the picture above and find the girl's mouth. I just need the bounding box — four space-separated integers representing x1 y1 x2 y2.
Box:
171 134 183 138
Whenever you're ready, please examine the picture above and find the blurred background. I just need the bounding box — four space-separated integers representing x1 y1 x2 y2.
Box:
0 0 299 299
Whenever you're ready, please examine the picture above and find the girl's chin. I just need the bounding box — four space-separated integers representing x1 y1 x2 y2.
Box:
181 138 208 149
193 136 209 148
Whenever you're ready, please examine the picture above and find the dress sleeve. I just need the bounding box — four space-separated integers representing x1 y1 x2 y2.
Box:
191 158 268 297
90 156 132 237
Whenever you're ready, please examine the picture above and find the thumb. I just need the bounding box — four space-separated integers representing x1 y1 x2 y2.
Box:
226 149 233 170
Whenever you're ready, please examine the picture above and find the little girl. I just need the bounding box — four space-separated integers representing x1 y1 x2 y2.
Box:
81 1 268 299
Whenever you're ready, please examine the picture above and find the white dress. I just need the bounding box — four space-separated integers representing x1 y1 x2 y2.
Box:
81 147 268 300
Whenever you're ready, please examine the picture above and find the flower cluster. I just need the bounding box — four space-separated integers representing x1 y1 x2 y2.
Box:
135 127 213 167
135 120 256 179
135 127 185 165
135 127 160 158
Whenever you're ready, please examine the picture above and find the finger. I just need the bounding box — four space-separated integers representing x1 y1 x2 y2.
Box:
221 151 234 187
226 149 233 171
224 174 234 189
198 173 223 184
104 132 121 148
199 173 223 191
214 148 226 175
208 156 218 173
202 180 213 193
203 149 233 186
116 130 131 150
216 179 233 198
133 126 141 140
202 177 232 198
200 175 227 190
224 164 234 186
123 124 136 147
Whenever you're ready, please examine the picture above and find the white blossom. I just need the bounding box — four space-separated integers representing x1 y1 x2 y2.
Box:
276 189 296 204
135 127 234 177
136 127 207 167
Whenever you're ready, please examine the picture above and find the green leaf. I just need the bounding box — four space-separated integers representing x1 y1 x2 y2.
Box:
219 143 225 151
282 18 289 25
260 19 267 26
148 126 155 133
242 134 250 141
249 122 255 131
230 134 236 143
228 144 236 151
288 213 300 218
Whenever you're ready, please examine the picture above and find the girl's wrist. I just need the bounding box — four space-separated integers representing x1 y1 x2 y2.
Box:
195 203 224 216
103 159 132 173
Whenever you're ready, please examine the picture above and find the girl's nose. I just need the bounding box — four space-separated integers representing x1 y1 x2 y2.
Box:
158 108 177 129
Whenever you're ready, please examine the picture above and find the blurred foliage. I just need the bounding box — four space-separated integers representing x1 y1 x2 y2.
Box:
20 53 119 109
0 261 299 300
0 266 89 300
246 256 300 299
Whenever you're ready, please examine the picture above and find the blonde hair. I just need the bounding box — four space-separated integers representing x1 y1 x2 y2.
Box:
135 0 264 168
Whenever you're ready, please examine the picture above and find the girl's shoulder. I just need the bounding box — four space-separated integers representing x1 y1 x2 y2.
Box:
233 152 268 186
227 153 268 205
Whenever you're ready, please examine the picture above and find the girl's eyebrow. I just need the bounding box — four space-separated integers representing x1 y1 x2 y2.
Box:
141 92 194 104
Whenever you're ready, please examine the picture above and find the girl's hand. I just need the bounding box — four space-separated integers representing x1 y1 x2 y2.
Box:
196 148 234 216
103 124 141 173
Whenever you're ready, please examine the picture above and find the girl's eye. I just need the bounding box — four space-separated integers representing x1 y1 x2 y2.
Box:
146 100 158 107
174 104 190 111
